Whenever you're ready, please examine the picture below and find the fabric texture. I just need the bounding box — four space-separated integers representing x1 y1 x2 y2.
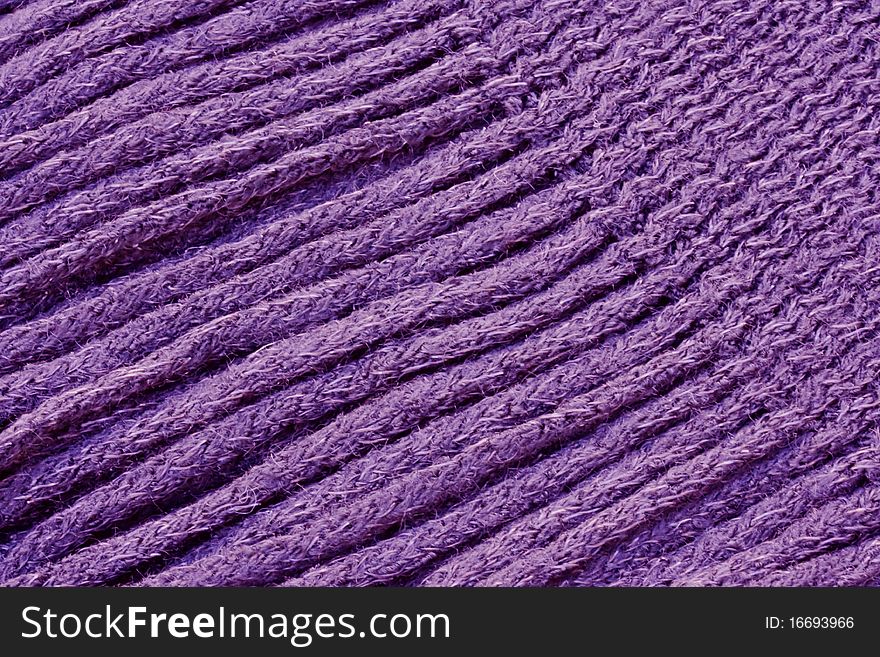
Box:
0 0 879 587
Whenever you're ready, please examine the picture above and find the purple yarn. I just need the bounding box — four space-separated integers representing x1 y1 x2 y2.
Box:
1 0 879 587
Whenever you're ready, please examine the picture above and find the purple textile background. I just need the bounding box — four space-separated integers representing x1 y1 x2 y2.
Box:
0 0 879 586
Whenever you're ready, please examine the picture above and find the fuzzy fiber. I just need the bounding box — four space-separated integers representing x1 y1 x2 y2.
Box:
0 0 879 587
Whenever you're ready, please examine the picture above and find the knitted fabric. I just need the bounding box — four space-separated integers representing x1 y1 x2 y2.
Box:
0 0 879 587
